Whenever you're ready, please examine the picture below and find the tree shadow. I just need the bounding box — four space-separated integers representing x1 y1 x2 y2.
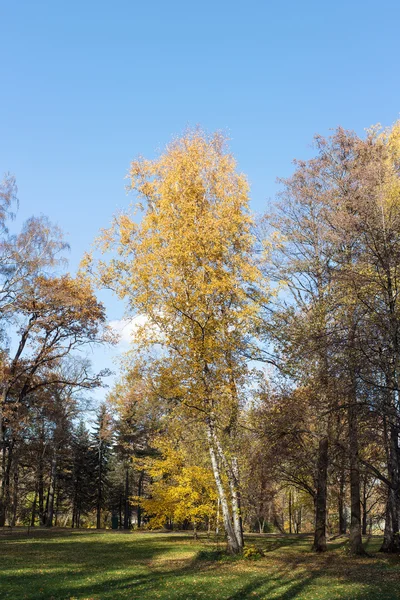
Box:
2 531 400 599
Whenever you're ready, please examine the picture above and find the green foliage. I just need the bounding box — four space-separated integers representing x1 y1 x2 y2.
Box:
196 548 227 561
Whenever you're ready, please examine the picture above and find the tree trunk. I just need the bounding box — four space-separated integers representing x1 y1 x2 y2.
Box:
230 456 244 550
211 425 244 551
297 506 302 534
207 422 241 554
31 485 37 527
380 423 400 552
137 471 144 528
0 388 8 526
119 492 123 529
312 437 328 552
258 518 264 534
44 485 50 525
38 433 45 526
272 500 285 534
11 458 18 527
216 498 220 534
46 449 58 527
362 504 367 536
348 398 365 554
361 475 368 536
0 421 7 526
72 490 77 528
338 468 346 534
124 467 130 529
54 486 60 527
0 439 14 526
96 445 102 529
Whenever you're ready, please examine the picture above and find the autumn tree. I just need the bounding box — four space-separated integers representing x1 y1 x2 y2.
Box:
0 173 67 327
0 180 110 527
262 149 342 551
91 130 268 553
331 123 400 552
139 437 217 536
107 369 162 529
259 121 400 555
0 272 109 525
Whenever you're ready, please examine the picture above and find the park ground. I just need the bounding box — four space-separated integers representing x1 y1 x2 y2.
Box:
1 530 400 600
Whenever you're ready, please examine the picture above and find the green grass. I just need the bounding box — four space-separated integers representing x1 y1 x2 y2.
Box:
1 529 400 599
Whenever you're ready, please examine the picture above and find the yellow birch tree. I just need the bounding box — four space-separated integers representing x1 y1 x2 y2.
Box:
90 130 268 553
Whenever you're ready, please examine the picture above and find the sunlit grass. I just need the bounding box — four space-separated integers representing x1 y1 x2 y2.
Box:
0 529 399 599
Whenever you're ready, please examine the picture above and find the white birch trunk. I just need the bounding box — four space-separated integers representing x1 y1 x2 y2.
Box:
207 422 240 553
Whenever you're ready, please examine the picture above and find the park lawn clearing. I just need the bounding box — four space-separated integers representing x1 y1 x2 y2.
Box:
0 530 399 599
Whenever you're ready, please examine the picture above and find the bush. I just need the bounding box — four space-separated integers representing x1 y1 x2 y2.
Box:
243 544 265 560
196 549 226 561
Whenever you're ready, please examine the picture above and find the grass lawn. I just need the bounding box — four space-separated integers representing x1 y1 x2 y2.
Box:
1 529 400 599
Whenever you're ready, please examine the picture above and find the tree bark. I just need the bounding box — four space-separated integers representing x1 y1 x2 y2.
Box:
348 398 365 554
212 425 244 551
207 422 241 554
96 445 102 529
312 437 328 552
46 449 58 527
216 498 220 534
123 467 130 529
0 419 7 526
296 506 302 534
137 470 144 528
230 456 244 550
380 423 400 552
0 438 14 526
11 457 18 527
119 493 123 529
31 485 37 527
54 486 60 527
38 427 46 526
361 475 368 536
338 468 346 534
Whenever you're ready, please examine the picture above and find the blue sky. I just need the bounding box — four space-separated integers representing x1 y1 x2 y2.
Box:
1 0 399 402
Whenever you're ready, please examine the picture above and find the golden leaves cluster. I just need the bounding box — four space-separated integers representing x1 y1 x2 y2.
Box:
95 129 269 423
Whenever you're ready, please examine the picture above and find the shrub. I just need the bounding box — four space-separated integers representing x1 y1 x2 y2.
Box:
243 544 264 560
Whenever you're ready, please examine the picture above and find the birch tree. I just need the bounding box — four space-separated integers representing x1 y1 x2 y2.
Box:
92 130 268 553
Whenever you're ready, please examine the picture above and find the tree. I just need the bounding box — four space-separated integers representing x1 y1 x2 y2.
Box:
263 141 343 551
70 422 95 528
108 370 161 529
91 130 268 553
260 122 400 554
139 437 217 536
0 273 109 525
92 403 113 529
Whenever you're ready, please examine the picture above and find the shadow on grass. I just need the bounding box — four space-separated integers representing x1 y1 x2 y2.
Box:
3 555 395 600
0 559 316 600
1 531 400 599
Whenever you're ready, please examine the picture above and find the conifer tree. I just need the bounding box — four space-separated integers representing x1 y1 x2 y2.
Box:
91 403 113 529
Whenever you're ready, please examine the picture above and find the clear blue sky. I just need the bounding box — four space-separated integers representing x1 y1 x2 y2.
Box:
1 0 399 400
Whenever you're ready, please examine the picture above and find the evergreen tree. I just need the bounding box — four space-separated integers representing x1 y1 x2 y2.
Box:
70 422 94 528
91 404 113 529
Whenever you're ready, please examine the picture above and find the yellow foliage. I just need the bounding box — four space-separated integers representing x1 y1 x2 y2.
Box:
138 438 217 528
94 129 270 430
